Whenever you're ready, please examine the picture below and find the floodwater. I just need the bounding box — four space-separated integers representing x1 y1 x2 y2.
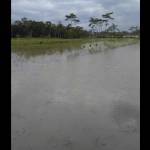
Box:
11 43 140 150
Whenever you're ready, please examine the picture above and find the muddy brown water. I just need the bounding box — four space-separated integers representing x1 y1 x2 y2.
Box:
11 44 140 150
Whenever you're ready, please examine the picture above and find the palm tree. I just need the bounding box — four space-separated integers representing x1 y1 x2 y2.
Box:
65 13 80 27
102 19 109 32
89 17 96 31
89 17 97 41
102 12 114 32
97 19 104 33
102 12 114 20
89 17 100 37
107 23 120 33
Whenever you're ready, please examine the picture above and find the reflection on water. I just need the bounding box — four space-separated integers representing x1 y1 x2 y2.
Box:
12 39 139 58
12 44 140 150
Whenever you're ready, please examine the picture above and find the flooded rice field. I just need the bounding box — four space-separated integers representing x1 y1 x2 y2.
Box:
11 43 140 150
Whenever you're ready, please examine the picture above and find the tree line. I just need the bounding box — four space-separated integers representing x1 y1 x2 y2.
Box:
11 12 140 38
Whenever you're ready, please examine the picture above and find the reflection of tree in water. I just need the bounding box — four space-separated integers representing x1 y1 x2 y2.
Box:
112 100 140 133
66 51 81 61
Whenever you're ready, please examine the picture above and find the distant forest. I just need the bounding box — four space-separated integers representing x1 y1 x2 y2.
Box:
11 12 140 38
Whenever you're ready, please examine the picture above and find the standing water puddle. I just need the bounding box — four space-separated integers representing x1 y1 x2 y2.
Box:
12 44 140 150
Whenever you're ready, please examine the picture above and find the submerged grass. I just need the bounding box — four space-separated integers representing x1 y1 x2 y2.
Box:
11 37 140 57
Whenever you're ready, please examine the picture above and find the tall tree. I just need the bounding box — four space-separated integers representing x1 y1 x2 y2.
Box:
102 12 114 31
65 13 80 27
89 17 99 36
107 23 120 32
102 12 114 20
45 21 52 37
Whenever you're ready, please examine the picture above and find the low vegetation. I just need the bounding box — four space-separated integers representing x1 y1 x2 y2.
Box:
12 37 139 56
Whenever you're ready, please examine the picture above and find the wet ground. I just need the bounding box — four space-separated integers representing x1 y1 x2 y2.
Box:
11 43 140 150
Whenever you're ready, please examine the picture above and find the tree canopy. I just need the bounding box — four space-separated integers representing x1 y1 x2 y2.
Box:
11 12 140 38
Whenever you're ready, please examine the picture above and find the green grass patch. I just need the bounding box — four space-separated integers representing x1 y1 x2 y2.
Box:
11 37 140 57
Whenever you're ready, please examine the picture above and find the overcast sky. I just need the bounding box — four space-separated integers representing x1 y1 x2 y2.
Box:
11 0 140 30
